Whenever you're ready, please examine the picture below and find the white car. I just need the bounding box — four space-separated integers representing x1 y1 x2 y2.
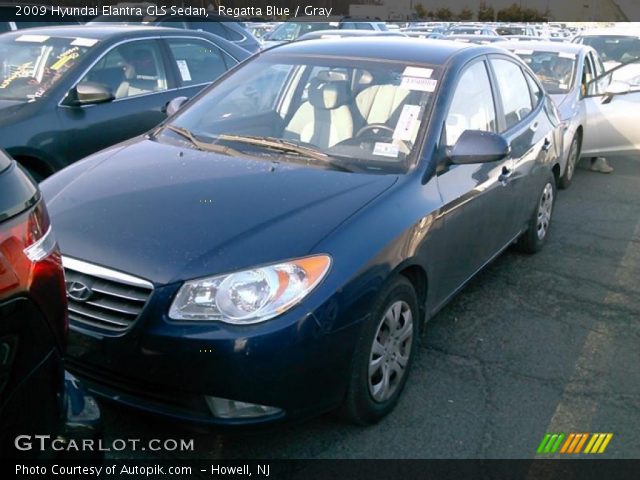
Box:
503 40 640 187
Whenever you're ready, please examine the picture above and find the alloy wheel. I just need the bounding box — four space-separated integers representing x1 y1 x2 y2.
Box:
368 300 414 403
566 137 579 182
536 183 554 240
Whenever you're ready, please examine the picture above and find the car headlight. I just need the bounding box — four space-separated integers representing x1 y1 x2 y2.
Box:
169 255 331 324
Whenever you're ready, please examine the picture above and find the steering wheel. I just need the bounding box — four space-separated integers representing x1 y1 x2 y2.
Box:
356 123 394 138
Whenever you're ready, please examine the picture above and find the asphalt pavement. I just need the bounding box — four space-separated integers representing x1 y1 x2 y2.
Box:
99 153 640 459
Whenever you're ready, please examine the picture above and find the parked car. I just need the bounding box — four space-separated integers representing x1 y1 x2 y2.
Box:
297 30 405 41
443 35 506 45
496 25 539 37
446 25 498 37
88 14 261 54
402 31 445 40
503 40 640 183
0 150 100 457
0 26 249 180
258 21 339 48
573 27 640 70
42 38 562 427
244 22 276 40
500 41 599 188
339 19 388 31
0 3 81 33
261 20 385 48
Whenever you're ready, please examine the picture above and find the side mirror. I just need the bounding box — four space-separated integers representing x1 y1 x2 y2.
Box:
448 130 511 164
163 96 188 116
73 82 114 105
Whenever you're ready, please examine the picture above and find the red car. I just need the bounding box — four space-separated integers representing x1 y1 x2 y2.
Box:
0 149 99 458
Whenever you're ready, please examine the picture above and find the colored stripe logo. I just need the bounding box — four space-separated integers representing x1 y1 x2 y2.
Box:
537 433 613 454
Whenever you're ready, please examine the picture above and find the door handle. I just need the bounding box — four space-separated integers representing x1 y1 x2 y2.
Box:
542 138 552 152
499 166 513 185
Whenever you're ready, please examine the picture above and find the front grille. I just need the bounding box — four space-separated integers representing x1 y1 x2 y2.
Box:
62 256 153 333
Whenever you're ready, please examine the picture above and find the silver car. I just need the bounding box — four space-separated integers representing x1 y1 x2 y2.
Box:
503 41 640 188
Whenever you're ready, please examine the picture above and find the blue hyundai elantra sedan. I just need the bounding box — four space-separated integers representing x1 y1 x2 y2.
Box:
42 38 563 426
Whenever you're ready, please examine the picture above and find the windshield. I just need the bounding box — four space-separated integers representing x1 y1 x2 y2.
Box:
513 50 577 94
265 22 336 41
162 55 440 174
0 34 97 101
576 35 640 65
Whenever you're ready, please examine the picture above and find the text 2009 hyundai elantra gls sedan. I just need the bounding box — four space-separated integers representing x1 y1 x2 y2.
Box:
42 38 562 426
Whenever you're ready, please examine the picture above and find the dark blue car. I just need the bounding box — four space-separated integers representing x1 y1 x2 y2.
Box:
0 26 249 180
42 38 563 426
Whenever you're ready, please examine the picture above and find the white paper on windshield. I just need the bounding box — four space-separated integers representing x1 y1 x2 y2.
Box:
393 105 421 141
403 66 433 78
16 35 49 43
373 142 399 158
71 38 99 47
514 49 534 55
401 76 437 92
176 60 192 82
558 52 577 59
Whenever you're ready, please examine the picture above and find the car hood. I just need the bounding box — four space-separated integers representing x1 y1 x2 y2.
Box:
0 99 31 124
42 138 397 285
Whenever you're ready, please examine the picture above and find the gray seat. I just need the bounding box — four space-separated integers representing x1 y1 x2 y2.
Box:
284 76 353 149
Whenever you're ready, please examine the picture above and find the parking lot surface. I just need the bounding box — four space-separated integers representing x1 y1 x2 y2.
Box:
99 154 639 459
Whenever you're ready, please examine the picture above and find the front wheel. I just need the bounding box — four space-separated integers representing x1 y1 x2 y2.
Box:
558 133 581 189
340 276 419 425
515 173 556 254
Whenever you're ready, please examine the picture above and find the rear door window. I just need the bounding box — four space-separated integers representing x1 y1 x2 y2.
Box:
166 38 229 87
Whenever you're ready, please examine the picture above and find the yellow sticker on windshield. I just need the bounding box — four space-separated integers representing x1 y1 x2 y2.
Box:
0 62 33 89
51 47 80 71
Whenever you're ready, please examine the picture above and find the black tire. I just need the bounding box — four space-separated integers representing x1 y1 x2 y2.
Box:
515 173 556 254
558 133 581 189
340 276 420 425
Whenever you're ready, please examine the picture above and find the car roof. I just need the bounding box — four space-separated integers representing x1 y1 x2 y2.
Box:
496 40 590 55
266 37 477 66
1 24 205 41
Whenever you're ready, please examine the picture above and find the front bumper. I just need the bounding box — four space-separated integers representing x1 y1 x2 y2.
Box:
65 289 365 427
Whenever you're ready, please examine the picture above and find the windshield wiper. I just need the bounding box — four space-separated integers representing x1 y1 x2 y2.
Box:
163 125 246 157
217 134 353 172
